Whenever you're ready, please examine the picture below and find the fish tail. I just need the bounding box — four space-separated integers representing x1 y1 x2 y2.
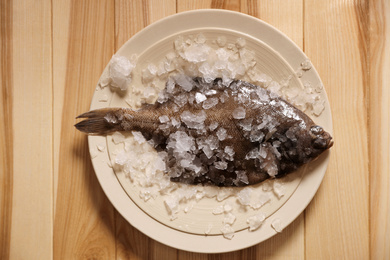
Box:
75 108 133 134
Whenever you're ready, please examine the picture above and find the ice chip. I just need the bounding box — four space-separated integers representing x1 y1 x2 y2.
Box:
214 161 228 170
195 92 207 103
232 106 246 119
223 213 236 225
247 212 266 231
175 74 194 92
132 131 146 144
212 205 224 215
271 218 283 232
273 180 286 198
109 55 135 91
159 115 170 123
209 122 219 131
237 187 252 206
216 128 227 141
202 97 218 109
221 224 235 239
112 131 125 144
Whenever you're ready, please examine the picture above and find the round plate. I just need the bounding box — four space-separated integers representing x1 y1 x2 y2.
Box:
87 9 332 253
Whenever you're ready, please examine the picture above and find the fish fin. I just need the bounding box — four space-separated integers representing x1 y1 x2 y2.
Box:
75 108 127 134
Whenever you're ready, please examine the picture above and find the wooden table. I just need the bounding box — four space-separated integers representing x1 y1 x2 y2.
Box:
1 0 389 259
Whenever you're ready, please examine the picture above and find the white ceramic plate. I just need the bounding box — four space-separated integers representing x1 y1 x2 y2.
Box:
87 9 332 253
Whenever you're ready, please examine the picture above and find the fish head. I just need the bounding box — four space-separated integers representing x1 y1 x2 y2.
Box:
276 124 333 175
309 125 333 151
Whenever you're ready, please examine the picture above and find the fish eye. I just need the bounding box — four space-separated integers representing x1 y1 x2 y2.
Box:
310 125 323 135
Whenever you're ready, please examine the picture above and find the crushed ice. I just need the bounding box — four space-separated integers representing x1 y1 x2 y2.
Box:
105 33 326 239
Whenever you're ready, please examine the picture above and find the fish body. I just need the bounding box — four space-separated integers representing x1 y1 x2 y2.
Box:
76 78 333 186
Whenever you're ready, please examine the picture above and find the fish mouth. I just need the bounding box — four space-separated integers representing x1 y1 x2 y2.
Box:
327 138 334 149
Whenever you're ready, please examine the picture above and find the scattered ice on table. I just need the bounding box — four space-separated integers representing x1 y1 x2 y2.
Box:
247 212 266 231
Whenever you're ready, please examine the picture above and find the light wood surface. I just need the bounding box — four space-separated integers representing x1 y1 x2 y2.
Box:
1 0 388 259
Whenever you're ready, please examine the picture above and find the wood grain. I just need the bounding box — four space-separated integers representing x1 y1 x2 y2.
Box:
0 1 14 259
53 0 72 212
53 1 116 259
304 0 369 258
4 0 53 259
369 0 390 259
114 1 178 259
0 0 385 259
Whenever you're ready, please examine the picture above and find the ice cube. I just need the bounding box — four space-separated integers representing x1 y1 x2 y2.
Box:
271 218 283 232
209 122 219 131
159 115 170 123
132 131 146 144
109 55 135 91
97 143 106 152
237 187 252 206
232 107 246 119
216 128 227 141
221 224 235 239
174 74 194 92
202 97 218 109
195 92 207 103
247 212 266 231
112 131 125 144
301 59 312 70
214 161 228 170
273 180 286 198
223 212 236 225
212 205 224 215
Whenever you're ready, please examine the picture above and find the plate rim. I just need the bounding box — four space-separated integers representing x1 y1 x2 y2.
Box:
88 9 332 253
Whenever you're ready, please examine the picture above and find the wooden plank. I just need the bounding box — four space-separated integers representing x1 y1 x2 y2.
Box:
369 0 390 259
243 1 305 259
178 1 305 259
2 0 53 259
304 0 369 258
114 1 177 259
0 1 14 259
53 0 72 213
53 1 116 259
